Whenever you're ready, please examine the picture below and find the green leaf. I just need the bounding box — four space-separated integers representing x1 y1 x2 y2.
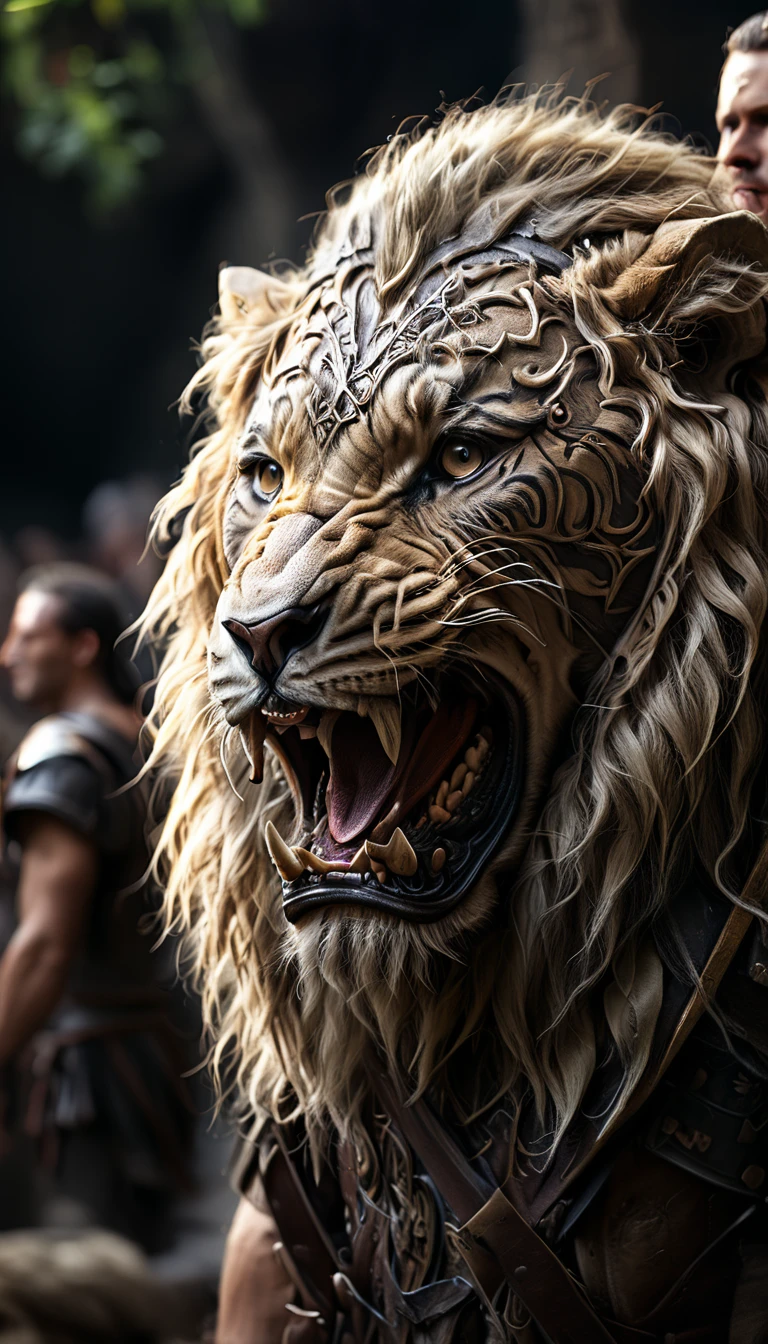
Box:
91 0 125 27
67 85 115 137
123 38 163 82
5 0 53 12
222 0 265 26
91 57 125 85
126 124 162 157
41 120 89 173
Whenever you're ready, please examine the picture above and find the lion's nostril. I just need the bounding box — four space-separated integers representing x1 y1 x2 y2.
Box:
223 620 258 670
223 605 326 684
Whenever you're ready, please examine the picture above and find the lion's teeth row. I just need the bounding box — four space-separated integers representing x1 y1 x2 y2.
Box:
272 702 402 762
265 820 427 884
417 728 492 828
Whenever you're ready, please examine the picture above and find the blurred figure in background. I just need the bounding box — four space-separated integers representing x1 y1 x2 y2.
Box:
0 564 191 1250
0 1228 201 1344
82 475 164 619
717 11 768 223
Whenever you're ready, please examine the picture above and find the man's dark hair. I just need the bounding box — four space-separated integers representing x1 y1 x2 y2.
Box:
19 563 140 705
725 11 768 57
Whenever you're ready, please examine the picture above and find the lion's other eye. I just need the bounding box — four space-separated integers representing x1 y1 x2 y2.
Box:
251 458 283 501
439 442 484 480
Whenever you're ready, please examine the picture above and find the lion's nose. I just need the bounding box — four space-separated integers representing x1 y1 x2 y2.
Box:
223 604 326 683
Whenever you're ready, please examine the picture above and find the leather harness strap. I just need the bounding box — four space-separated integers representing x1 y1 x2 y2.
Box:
237 1121 341 1331
369 1066 620 1344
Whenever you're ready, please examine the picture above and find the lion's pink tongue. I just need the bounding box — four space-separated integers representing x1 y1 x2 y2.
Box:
327 716 397 844
327 699 478 845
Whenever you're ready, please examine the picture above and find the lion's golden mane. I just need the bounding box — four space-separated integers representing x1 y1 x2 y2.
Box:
140 93 768 1153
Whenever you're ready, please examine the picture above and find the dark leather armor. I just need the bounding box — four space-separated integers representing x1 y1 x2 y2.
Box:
2 712 191 1206
232 868 768 1344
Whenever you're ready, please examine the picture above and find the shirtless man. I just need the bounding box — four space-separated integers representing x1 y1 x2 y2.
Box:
717 11 768 223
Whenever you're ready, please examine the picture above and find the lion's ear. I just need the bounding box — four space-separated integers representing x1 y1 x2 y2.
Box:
601 211 768 323
218 265 292 322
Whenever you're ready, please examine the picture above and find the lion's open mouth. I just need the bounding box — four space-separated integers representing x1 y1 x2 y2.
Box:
242 676 524 922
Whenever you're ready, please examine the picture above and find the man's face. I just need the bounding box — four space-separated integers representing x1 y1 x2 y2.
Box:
717 49 768 223
0 591 79 710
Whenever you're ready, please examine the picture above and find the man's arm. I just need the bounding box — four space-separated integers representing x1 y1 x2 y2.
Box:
216 1197 294 1344
0 813 97 1065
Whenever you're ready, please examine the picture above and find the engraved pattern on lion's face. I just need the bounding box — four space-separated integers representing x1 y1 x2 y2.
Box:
208 258 657 922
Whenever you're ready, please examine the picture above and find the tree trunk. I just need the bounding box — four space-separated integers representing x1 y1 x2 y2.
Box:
188 13 296 265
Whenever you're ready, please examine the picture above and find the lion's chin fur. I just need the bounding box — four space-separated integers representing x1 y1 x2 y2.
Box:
283 870 499 1138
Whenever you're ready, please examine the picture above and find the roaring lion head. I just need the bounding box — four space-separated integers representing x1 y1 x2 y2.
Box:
144 95 768 1145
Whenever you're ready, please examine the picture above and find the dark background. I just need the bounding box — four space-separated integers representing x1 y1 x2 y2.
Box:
0 0 760 544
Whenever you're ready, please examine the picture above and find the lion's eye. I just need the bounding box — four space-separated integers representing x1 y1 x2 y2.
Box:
438 442 484 480
250 458 283 501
